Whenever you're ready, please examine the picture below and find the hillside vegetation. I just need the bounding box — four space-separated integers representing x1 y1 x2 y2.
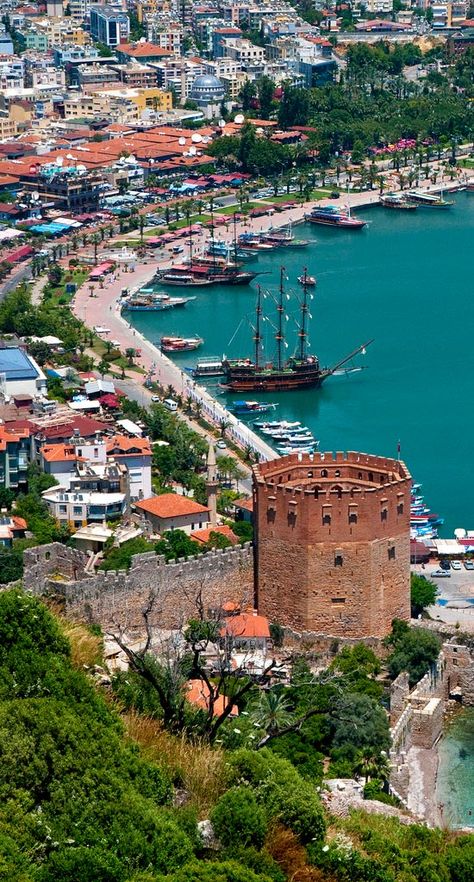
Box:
0 589 473 882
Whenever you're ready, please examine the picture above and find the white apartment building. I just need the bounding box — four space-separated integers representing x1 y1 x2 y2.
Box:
221 38 265 66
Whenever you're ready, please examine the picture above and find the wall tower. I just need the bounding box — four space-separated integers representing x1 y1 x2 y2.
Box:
253 451 411 638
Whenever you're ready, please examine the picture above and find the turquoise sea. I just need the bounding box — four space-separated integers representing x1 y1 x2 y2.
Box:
129 191 474 536
436 709 474 829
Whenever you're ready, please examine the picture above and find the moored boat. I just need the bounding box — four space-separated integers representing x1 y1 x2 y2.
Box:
191 357 225 378
222 269 372 392
160 335 203 352
305 205 367 229
230 400 278 415
122 292 196 310
380 193 417 210
405 190 453 208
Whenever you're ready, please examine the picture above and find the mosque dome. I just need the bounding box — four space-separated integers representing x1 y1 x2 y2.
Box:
190 74 226 106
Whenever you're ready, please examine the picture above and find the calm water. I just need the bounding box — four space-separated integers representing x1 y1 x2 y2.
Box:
130 192 474 535
436 709 474 829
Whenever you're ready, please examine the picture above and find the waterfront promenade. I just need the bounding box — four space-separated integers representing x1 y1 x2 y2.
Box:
72 260 277 461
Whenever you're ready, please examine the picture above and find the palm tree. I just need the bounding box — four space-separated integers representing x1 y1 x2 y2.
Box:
250 691 294 737
354 749 390 785
377 175 386 195
91 233 100 264
125 347 135 365
98 359 110 377
139 215 145 244
219 418 230 438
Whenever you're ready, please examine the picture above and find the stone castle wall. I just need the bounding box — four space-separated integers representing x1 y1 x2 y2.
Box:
254 451 411 638
23 542 254 634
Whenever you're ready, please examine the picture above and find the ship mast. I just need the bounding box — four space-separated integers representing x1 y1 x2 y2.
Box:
254 285 262 369
298 267 309 361
275 266 285 371
233 211 238 266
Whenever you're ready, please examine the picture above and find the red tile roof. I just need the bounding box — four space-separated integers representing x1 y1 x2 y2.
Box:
186 679 238 716
221 611 270 640
234 497 253 513
106 435 152 456
136 493 210 519
118 42 172 57
191 525 239 545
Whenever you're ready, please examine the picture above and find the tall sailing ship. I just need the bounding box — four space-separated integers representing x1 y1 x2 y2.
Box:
222 268 373 392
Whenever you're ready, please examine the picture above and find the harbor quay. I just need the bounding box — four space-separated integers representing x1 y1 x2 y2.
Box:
72 261 277 462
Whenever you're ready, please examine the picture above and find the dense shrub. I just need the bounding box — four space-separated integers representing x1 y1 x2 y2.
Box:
225 749 325 844
211 787 268 849
161 860 273 882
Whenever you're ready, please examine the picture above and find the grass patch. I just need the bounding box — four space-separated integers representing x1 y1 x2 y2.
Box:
124 711 225 817
167 213 211 230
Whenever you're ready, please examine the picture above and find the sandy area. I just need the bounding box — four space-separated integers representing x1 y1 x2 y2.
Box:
406 745 442 827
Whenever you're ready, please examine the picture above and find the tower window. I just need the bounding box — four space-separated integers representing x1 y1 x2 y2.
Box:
349 512 357 524
397 502 404 515
388 546 396 560
321 469 328 477
334 554 343 567
331 597 345 604
381 508 388 521
323 513 331 525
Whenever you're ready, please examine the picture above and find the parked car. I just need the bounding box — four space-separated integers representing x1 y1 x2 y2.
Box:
451 560 462 570
439 559 451 571
216 439 227 449
464 560 474 570
431 569 451 578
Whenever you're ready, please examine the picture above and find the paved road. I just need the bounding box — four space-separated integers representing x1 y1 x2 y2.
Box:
0 263 32 302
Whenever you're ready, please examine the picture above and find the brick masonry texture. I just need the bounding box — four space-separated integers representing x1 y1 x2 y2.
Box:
23 542 253 634
253 451 412 638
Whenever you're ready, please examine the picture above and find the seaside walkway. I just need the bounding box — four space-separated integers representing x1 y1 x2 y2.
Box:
72 261 276 462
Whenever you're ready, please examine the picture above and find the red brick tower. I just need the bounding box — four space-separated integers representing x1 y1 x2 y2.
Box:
253 451 411 639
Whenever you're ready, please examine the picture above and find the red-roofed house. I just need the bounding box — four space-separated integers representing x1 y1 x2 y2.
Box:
191 524 239 546
116 43 173 63
0 514 27 547
135 493 210 535
185 679 238 717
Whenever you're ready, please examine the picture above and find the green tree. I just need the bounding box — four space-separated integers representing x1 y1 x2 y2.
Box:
411 573 437 617
278 86 310 129
211 787 267 849
257 75 275 119
385 619 441 686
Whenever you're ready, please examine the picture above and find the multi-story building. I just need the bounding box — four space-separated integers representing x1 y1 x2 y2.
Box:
90 4 130 48
221 37 265 67
146 20 183 54
42 482 127 528
253 451 411 639
211 25 242 58
105 435 152 499
115 41 173 63
431 0 468 27
0 426 30 491
111 62 159 88
363 0 394 13
24 164 102 212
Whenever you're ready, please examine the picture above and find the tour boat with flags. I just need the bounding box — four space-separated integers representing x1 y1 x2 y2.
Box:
221 267 373 392
298 273 316 286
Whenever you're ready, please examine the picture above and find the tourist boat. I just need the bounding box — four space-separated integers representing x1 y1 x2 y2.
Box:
221 270 373 393
380 193 417 210
191 357 225 378
161 264 258 287
253 419 301 430
277 444 318 455
160 336 203 352
405 191 453 208
260 224 308 249
298 272 316 286
121 292 196 311
207 241 258 261
305 205 367 229
157 271 213 287
261 425 311 437
230 400 278 415
238 233 275 251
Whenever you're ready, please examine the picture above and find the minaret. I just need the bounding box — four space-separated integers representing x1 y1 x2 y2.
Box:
206 443 218 527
